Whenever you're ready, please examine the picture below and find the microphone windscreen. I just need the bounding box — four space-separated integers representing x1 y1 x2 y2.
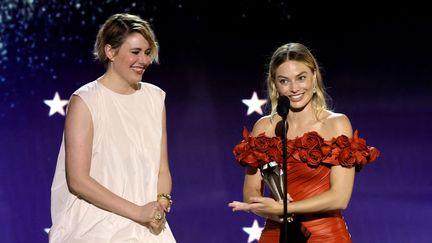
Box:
277 95 290 117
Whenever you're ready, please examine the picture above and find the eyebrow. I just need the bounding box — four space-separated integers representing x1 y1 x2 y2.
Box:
276 71 308 79
129 47 152 52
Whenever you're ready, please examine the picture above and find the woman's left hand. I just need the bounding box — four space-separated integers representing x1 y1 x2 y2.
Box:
228 197 282 216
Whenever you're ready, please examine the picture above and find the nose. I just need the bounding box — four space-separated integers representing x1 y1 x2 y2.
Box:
139 52 151 65
288 81 300 93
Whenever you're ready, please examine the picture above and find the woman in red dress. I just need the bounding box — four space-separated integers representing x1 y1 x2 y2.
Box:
228 43 379 243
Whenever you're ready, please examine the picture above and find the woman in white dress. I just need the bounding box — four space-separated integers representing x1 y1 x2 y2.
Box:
49 13 176 242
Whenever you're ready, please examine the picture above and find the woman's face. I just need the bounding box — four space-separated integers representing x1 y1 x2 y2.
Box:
109 32 152 84
274 60 316 110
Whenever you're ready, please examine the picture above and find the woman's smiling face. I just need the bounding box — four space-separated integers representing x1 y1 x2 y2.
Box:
274 60 316 110
109 32 153 84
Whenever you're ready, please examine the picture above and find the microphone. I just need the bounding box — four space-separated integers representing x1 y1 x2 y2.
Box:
276 95 290 118
276 95 290 243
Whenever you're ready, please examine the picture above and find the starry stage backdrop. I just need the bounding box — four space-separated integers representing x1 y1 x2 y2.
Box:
1 1 432 242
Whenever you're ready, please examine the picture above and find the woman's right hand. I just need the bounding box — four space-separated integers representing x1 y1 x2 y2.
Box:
136 201 166 234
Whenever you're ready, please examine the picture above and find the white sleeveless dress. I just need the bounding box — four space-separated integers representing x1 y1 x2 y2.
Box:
49 81 176 243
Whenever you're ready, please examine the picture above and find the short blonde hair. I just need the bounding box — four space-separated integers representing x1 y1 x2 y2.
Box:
93 13 159 69
266 43 330 118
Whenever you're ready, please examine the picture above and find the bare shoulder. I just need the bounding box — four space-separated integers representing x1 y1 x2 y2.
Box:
65 95 92 128
67 95 89 115
321 111 353 138
251 115 275 137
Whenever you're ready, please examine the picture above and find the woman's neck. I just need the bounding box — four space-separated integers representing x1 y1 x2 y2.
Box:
99 72 138 95
286 104 318 133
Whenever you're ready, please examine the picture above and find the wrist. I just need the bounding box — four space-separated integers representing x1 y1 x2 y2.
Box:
157 193 173 212
129 204 142 222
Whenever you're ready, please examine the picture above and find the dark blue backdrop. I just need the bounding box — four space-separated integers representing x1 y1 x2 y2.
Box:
1 1 431 242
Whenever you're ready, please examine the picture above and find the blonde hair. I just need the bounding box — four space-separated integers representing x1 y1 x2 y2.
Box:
93 13 159 69
266 43 330 118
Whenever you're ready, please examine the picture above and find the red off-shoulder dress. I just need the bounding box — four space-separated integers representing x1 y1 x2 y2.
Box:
233 129 380 243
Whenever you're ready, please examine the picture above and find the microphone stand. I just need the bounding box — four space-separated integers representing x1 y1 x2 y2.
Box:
279 117 288 243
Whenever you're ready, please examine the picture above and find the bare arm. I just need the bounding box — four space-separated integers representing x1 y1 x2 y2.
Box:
243 117 270 202
243 167 263 202
156 106 173 211
65 95 162 226
239 117 287 221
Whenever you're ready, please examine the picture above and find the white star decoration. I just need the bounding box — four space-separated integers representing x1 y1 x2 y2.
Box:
243 219 263 243
44 92 68 116
242 91 267 115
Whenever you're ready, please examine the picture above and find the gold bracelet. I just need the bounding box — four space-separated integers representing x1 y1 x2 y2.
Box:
157 193 173 212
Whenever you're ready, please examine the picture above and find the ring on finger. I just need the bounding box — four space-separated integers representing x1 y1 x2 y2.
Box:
155 212 163 220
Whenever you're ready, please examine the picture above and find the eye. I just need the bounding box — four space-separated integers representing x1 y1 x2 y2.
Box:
131 50 140 55
278 78 289 84
298 75 306 81
144 49 152 56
